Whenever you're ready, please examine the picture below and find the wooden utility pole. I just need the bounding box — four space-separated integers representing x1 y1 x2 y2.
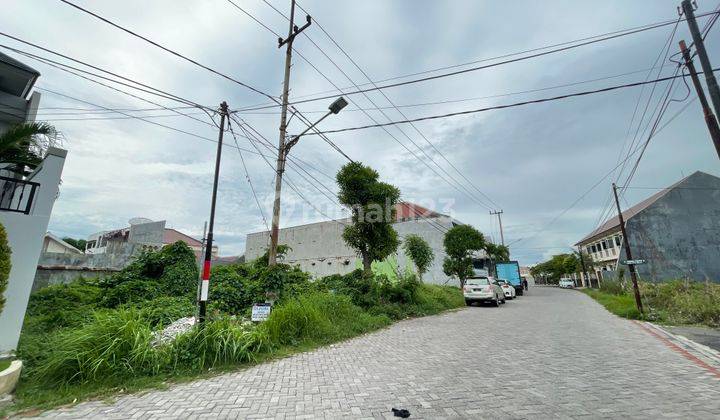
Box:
679 39 720 159
681 0 720 119
268 0 312 266
612 183 644 314
489 210 505 246
199 102 228 323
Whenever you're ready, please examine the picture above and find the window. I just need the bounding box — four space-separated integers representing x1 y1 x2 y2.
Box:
615 236 621 246
608 238 614 248
586 246 592 254
591 244 596 253
602 241 608 250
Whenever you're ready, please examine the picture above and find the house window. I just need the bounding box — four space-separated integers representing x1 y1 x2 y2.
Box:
615 236 621 246
586 246 591 254
591 245 596 253
601 241 607 250
608 238 614 248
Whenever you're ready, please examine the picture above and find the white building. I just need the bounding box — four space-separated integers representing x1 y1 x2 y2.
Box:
245 202 466 285
42 233 82 254
0 53 67 356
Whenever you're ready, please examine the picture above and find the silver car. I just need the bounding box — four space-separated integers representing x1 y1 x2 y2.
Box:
463 277 505 307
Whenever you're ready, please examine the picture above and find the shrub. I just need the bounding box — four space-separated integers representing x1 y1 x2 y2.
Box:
599 280 626 295
24 279 102 331
0 223 11 315
100 279 163 308
263 292 390 346
100 241 198 296
171 318 271 370
122 296 196 328
208 264 262 315
32 309 163 385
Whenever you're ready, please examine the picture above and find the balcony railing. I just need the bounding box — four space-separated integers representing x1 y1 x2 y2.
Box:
0 175 40 214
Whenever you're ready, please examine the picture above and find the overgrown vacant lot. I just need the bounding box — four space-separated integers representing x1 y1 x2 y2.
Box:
7 242 463 415
583 279 720 327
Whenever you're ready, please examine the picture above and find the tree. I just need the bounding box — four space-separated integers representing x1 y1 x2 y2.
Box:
485 243 509 262
529 253 583 284
62 237 87 252
0 223 11 315
336 162 401 275
442 225 486 289
403 234 434 281
0 122 58 175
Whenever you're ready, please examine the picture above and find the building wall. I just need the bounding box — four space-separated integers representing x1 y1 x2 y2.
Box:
0 147 66 354
625 172 720 282
245 216 458 285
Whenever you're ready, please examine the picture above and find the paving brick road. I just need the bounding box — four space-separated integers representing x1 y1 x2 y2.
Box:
32 287 720 419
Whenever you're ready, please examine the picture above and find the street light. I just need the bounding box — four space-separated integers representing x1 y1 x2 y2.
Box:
283 97 347 155
267 96 347 266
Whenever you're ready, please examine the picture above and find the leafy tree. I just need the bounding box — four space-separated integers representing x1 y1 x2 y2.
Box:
62 237 87 252
485 242 510 263
0 223 11 315
529 253 584 284
403 234 434 281
442 225 486 289
336 162 401 275
0 122 58 175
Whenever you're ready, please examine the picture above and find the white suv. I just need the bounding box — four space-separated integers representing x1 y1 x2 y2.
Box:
464 277 505 307
558 278 575 288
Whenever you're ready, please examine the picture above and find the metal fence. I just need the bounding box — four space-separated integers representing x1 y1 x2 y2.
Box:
0 175 40 214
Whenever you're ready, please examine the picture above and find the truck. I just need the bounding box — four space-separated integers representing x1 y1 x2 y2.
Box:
495 261 523 296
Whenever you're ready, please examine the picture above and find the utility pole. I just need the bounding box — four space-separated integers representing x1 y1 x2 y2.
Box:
268 0 312 266
612 183 644 314
577 245 590 288
681 0 720 120
195 220 207 319
489 210 505 246
198 101 228 324
679 39 720 158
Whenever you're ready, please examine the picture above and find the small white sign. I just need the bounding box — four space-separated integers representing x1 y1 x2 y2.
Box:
251 303 272 322
622 259 647 265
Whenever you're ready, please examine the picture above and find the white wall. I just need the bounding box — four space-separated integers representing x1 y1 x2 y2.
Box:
245 216 459 286
0 147 67 355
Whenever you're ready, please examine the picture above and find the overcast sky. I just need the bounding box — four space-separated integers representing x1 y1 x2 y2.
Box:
3 0 719 265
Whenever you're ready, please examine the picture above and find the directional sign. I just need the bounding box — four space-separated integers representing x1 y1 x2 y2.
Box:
621 259 646 265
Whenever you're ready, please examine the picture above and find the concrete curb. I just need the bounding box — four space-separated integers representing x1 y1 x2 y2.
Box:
0 360 23 396
636 321 720 377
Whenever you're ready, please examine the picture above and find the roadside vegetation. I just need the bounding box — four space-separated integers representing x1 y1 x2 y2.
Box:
583 279 720 327
8 241 463 414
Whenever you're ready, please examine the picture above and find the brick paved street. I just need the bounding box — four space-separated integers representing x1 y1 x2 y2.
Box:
32 287 720 419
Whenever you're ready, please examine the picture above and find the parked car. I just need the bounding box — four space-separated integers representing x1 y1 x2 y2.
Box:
464 277 505 306
497 279 516 299
559 278 575 288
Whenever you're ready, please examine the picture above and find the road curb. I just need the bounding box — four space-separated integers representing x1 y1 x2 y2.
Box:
634 321 720 379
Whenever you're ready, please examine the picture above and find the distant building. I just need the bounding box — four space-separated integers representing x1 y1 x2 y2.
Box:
246 202 469 285
85 218 218 260
576 171 720 282
42 233 82 255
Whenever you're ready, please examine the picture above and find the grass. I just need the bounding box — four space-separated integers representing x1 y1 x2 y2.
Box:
583 279 720 327
3 282 463 417
0 359 10 372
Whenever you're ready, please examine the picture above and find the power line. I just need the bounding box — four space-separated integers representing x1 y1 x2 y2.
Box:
233 10 720 110
245 0 496 212
295 0 501 211
58 0 277 101
307 69 717 136
235 11 719 110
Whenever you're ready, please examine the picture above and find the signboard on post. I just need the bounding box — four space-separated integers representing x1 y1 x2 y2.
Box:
251 303 272 322
621 259 647 265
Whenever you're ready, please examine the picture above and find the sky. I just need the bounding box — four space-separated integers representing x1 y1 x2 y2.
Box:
2 0 719 265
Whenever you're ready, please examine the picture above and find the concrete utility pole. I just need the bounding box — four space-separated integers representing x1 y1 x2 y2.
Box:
198 102 228 323
268 0 312 266
679 39 720 158
578 245 590 288
489 210 505 246
612 183 644 314
681 0 720 120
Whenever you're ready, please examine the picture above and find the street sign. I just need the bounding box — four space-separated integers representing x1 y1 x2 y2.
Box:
251 303 272 322
621 259 647 265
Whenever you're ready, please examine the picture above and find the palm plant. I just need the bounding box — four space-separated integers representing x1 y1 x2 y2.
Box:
0 122 58 175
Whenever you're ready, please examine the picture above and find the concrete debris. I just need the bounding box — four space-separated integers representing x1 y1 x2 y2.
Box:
152 317 196 346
